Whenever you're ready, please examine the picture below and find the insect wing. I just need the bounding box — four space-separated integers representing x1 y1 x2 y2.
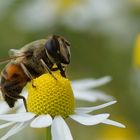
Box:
0 55 26 65
8 49 21 57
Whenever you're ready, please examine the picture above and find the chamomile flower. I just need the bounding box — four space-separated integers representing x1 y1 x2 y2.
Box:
0 75 113 114
0 72 125 140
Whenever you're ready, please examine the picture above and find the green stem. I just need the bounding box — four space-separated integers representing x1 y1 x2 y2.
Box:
46 127 52 140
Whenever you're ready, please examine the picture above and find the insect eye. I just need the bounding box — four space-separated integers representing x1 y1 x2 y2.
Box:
45 38 59 54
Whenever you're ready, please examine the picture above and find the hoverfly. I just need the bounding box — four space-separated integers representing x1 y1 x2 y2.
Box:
0 35 71 111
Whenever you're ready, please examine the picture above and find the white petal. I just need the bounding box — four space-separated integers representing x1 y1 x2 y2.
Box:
51 116 73 140
0 112 35 122
70 114 110 125
0 101 11 114
73 90 97 102
75 101 117 114
102 119 126 128
0 122 15 129
30 114 52 128
17 90 28 108
21 90 28 99
87 90 114 101
72 76 111 90
0 122 28 140
16 106 26 113
73 90 114 102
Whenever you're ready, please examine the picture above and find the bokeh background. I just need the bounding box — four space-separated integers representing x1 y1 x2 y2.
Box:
0 0 140 140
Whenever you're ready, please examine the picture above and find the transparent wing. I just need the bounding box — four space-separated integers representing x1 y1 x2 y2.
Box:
0 55 26 65
8 49 21 57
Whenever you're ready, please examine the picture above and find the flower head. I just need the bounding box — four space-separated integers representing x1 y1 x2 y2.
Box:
0 74 113 115
27 72 75 118
0 72 125 140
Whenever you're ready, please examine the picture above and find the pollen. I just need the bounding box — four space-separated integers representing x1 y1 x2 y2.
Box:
27 72 75 118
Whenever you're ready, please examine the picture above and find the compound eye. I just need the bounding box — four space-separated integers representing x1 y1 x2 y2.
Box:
45 38 59 53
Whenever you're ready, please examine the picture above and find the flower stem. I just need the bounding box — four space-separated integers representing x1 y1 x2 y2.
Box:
46 127 52 140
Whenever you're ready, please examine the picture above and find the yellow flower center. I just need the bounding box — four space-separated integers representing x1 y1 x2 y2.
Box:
27 72 75 118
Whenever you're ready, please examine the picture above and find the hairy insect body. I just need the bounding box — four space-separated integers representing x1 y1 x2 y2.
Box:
1 63 29 108
0 35 71 110
17 40 52 77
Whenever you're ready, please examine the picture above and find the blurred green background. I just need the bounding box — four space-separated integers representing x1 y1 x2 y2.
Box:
0 0 140 140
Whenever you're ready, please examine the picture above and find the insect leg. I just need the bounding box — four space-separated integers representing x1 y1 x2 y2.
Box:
4 92 17 108
15 95 28 112
40 59 57 80
20 63 33 80
5 93 28 112
2 80 27 110
4 92 27 111
20 63 36 87
57 63 66 77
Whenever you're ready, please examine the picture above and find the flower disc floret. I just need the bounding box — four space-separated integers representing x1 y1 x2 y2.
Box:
27 72 75 118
